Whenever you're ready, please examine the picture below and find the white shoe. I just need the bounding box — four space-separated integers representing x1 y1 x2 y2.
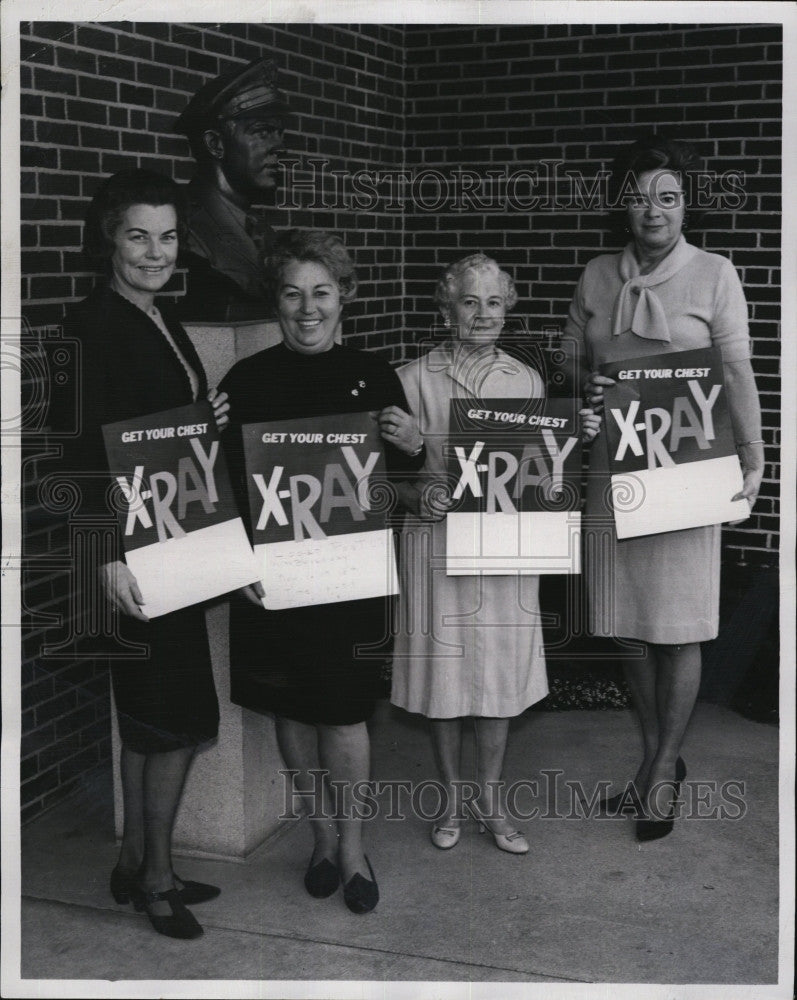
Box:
430 823 461 850
468 802 529 855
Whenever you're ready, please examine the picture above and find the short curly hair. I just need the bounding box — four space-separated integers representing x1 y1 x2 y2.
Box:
264 229 357 305
82 169 187 264
606 132 705 240
434 252 518 319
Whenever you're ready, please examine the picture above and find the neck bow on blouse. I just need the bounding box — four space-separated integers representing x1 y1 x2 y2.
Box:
611 235 699 343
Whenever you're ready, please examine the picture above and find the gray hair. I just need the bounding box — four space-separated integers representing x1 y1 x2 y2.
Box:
434 253 518 318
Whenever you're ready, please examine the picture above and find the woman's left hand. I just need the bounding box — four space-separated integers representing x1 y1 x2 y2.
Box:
732 442 765 510
375 405 423 455
580 407 601 443
208 388 230 432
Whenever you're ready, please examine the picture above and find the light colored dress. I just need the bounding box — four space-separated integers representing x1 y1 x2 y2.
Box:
565 236 751 644
390 341 550 719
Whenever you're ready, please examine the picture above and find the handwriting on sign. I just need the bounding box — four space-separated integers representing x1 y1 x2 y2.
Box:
252 447 380 541
115 438 219 542
610 380 722 469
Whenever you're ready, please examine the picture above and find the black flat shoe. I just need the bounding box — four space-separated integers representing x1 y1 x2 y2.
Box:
110 867 220 907
342 856 379 914
140 886 203 939
304 857 340 899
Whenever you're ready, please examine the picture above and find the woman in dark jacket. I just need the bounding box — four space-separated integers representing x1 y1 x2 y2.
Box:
62 169 229 938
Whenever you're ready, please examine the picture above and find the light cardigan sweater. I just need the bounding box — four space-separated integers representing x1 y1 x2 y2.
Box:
565 237 751 369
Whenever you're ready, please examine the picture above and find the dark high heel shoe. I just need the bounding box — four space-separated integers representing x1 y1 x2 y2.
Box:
140 886 203 939
597 786 641 816
171 872 221 906
600 758 686 815
342 856 379 914
636 812 675 842
635 759 687 843
304 857 340 898
110 866 140 905
110 867 220 907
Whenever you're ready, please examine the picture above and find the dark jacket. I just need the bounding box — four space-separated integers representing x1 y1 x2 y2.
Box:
60 284 208 521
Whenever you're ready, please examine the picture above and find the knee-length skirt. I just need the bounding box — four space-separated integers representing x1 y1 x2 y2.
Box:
110 603 219 753
390 516 549 719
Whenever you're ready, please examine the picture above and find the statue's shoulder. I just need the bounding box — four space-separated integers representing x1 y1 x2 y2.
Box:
182 181 232 260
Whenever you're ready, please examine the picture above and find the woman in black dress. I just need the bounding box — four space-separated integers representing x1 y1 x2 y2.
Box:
221 230 424 913
63 170 230 938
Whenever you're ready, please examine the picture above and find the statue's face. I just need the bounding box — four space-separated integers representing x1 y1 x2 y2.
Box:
212 115 286 200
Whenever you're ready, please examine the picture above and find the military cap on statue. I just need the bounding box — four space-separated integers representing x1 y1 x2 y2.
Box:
175 58 291 135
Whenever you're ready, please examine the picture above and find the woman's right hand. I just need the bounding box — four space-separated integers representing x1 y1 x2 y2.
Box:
583 372 616 413
239 581 265 606
100 561 148 621
579 407 602 443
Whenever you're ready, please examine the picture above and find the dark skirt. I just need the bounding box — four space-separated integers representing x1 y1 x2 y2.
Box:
229 596 392 726
110 603 219 753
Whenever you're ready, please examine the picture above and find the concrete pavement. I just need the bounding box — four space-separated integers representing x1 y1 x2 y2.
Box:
13 701 784 993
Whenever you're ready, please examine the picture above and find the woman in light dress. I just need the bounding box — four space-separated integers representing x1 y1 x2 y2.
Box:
566 133 763 840
392 253 596 853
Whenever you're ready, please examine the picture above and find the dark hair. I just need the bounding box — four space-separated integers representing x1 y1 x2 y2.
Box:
264 229 357 304
606 132 705 240
82 169 187 264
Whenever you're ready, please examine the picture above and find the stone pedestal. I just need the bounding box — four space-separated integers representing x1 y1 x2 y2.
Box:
182 318 283 388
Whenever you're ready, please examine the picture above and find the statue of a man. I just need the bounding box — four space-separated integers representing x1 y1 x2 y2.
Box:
174 59 290 322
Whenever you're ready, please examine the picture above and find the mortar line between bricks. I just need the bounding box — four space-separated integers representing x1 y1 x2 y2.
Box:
20 895 589 984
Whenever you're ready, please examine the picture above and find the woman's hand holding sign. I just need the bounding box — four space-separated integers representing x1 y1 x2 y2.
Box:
100 560 149 621
583 371 616 413
208 388 230 432
375 405 423 456
580 408 602 443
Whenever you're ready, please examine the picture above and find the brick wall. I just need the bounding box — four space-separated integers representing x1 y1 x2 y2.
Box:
19 21 782 820
403 22 781 568
19 20 407 822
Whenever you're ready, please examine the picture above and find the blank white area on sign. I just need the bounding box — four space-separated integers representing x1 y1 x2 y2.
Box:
446 511 581 575
125 518 260 618
612 454 750 540
256 528 399 609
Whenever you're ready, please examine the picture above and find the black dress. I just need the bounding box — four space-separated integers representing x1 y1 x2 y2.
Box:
220 342 424 726
61 286 220 753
